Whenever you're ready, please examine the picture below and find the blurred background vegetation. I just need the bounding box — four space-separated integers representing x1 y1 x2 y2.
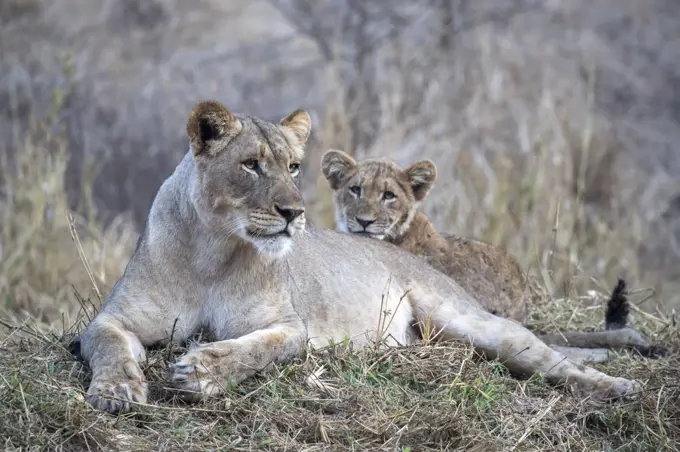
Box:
1 0 679 331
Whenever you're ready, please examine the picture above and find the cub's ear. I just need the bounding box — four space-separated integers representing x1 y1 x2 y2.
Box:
280 109 312 145
405 160 437 201
321 149 357 190
187 100 242 156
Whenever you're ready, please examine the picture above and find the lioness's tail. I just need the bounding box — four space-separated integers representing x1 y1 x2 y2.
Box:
538 278 666 358
604 278 629 330
603 278 667 357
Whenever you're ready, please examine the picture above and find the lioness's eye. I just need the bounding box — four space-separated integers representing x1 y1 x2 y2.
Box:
349 185 361 196
382 191 396 200
289 163 300 176
242 159 259 172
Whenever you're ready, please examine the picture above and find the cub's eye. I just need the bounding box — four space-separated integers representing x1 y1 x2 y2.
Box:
289 163 300 176
242 159 259 172
382 191 396 200
349 185 361 196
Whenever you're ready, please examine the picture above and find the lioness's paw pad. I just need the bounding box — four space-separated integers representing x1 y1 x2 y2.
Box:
86 380 148 414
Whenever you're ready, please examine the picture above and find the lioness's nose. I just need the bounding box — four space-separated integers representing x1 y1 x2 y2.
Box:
356 217 375 229
275 204 305 223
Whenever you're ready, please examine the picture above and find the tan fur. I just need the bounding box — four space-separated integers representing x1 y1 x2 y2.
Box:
321 150 658 358
400 217 532 322
78 101 640 414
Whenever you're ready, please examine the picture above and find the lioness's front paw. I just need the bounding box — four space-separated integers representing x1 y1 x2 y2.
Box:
590 376 642 401
86 379 148 414
169 348 225 401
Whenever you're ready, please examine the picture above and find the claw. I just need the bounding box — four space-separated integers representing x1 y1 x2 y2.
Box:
172 363 196 373
86 380 148 414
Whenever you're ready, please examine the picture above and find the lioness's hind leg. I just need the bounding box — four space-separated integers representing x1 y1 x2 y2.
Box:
80 316 148 414
550 346 610 364
417 298 641 400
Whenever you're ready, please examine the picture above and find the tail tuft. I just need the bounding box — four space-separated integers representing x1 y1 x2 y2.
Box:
605 278 629 330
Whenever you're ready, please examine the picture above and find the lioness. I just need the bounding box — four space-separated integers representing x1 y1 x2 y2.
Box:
321 150 662 358
77 100 639 414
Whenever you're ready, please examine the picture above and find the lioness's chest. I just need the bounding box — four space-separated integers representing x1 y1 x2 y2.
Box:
199 275 292 341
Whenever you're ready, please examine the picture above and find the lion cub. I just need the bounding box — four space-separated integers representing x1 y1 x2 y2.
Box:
322 150 536 322
321 150 664 357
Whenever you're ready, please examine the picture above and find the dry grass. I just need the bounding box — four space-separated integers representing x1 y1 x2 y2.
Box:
0 296 678 451
0 119 137 332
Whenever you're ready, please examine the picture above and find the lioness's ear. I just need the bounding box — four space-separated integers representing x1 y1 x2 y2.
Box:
405 160 437 201
280 109 312 145
187 100 242 156
321 149 357 190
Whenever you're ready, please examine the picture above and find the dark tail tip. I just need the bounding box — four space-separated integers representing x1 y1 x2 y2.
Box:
605 278 629 330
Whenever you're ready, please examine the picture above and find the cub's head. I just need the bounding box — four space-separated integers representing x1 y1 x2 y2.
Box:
321 149 437 241
186 100 311 257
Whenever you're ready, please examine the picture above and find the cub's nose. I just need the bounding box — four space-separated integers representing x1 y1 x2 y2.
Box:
275 204 305 223
356 217 375 229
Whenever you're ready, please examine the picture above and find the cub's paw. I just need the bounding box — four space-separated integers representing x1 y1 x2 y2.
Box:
169 348 227 401
590 376 642 401
86 378 148 414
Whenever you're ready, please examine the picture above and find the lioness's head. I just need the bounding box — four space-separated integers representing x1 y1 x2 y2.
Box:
187 100 311 257
321 149 437 241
